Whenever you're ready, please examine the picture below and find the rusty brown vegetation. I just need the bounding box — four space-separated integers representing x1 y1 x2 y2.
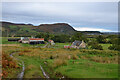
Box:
2 46 119 78
2 52 20 78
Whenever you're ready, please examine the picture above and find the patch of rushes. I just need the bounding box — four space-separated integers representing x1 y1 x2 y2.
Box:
2 46 119 78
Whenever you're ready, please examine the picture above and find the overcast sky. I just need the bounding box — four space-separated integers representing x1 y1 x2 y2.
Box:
2 2 118 32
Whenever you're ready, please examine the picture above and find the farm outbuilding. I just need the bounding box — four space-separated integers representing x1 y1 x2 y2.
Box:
48 40 55 45
8 38 21 41
21 37 29 43
71 40 86 49
29 38 45 45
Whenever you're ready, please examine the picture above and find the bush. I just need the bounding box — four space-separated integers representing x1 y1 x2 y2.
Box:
2 70 8 78
55 71 63 77
50 55 53 59
91 44 103 50
108 38 120 51
58 54 70 60
108 44 120 51
22 49 31 52
80 49 118 56
2 53 18 68
96 35 107 43
72 54 79 60
53 59 68 68
19 53 24 56
2 52 19 77
88 41 103 50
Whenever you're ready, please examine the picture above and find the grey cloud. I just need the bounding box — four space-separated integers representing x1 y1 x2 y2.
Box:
2 2 118 32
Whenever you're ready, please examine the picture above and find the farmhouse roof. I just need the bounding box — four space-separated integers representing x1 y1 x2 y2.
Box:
48 40 53 41
72 40 82 46
21 37 29 40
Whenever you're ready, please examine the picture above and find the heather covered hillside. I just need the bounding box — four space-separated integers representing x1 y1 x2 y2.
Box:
1 22 103 37
1 22 76 36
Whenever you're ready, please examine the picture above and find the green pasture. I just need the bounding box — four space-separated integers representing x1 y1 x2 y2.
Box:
1 37 20 44
1 37 45 47
2 36 119 78
55 59 118 78
3 46 119 78
16 54 118 78
100 44 112 50
54 43 72 48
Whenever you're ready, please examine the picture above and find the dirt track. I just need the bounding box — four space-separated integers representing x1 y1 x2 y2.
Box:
10 52 25 80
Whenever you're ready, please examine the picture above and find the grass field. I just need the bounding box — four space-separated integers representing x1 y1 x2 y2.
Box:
1 37 46 47
1 37 20 44
55 59 118 78
1 37 112 50
100 44 112 50
2 45 119 78
53 43 72 48
1 37 119 78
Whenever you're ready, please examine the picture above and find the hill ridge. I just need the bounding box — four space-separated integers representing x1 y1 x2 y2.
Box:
1 21 76 36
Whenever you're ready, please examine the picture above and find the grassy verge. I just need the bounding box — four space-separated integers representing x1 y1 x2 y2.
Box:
2 46 119 78
17 56 44 78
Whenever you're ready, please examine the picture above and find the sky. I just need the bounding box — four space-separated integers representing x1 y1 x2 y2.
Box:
1 2 118 32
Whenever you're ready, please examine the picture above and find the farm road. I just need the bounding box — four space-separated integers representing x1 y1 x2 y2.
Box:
10 52 25 80
10 52 50 79
40 65 50 79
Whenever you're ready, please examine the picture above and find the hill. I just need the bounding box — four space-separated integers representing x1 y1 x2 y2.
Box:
1 21 102 37
37 23 76 33
1 22 76 37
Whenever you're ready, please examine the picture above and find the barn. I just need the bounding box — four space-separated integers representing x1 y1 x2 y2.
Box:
8 38 21 41
29 38 45 45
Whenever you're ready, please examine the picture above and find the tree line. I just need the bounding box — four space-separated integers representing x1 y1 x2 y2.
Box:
35 32 88 43
35 32 119 51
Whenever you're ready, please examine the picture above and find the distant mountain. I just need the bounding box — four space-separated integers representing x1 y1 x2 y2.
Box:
1 22 76 36
1 21 103 37
102 32 118 35
35 23 76 33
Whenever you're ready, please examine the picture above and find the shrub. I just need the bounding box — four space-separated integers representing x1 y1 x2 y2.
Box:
8 61 18 68
50 55 53 59
53 59 68 68
88 40 103 50
96 35 107 43
22 49 31 52
19 53 24 56
58 54 70 60
2 70 8 78
2 53 18 68
2 52 19 77
108 44 120 51
72 54 79 60
55 71 63 77
90 44 103 50
79 49 118 57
